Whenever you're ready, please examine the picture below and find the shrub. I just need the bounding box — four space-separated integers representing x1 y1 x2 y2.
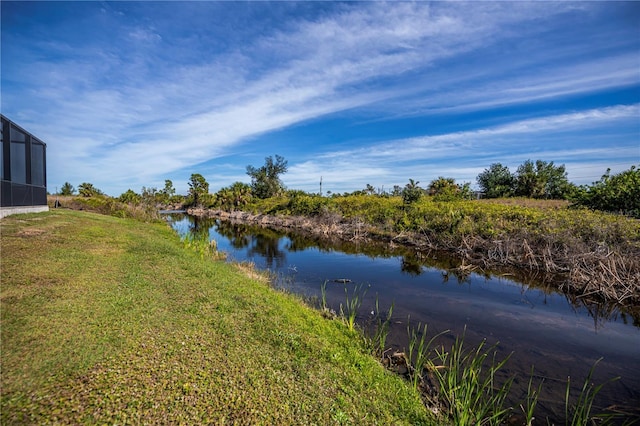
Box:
428 177 473 202
572 165 640 218
287 192 329 216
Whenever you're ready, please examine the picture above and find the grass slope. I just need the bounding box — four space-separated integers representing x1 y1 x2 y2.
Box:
1 210 432 425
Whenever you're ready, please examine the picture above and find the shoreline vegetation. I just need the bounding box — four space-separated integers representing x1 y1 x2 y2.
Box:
185 195 640 313
4 205 637 423
45 192 640 315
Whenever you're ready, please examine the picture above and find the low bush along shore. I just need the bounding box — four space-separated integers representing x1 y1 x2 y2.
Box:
0 210 432 425
189 195 640 310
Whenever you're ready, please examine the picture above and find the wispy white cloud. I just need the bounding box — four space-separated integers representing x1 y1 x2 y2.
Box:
287 105 640 191
1 1 638 195
370 51 640 119
318 105 639 161
128 27 162 43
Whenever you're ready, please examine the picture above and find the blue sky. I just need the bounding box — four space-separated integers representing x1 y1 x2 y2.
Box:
2 1 639 196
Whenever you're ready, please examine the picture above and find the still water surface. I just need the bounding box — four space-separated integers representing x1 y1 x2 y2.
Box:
166 213 640 422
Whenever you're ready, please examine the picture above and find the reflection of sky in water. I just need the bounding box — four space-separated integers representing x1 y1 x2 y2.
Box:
167 215 640 418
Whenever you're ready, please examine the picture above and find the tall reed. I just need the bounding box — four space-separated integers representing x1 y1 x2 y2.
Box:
565 358 619 426
428 330 514 425
320 280 328 312
520 367 543 426
340 284 367 332
370 297 394 358
406 322 445 392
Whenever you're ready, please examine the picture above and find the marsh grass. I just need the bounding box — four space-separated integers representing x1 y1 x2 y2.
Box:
231 260 271 283
520 367 543 425
1 210 432 425
428 332 514 425
305 264 625 425
406 322 446 392
340 283 368 332
321 279 328 311
369 297 394 358
49 195 160 222
565 358 620 426
396 327 623 426
181 232 224 260
317 279 339 320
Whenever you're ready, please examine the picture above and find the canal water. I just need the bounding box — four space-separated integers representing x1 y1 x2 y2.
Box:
166 213 640 423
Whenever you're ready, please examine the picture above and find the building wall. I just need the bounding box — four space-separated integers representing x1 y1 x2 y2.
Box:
0 115 48 211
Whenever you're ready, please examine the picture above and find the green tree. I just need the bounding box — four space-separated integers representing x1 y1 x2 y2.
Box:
119 189 141 204
476 163 515 198
215 182 252 211
188 173 209 207
141 186 160 205
515 160 544 198
160 179 176 204
402 179 423 204
428 177 457 196
515 160 570 199
246 155 288 199
229 182 252 209
428 177 472 201
364 184 376 196
572 165 640 217
60 182 75 196
78 182 102 197
458 182 473 200
215 187 232 210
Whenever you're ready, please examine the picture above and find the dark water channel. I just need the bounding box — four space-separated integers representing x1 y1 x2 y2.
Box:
166 213 640 423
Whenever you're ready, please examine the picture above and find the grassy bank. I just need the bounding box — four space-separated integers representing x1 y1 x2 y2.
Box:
1 210 432 424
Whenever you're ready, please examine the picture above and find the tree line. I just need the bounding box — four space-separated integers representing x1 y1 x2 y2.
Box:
56 156 639 218
476 161 639 217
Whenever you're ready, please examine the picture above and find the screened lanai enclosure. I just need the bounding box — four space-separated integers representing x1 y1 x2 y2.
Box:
0 115 48 218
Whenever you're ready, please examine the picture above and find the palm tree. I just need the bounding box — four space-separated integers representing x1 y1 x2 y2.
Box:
60 182 75 196
229 182 252 210
428 177 457 196
402 179 423 204
78 182 102 197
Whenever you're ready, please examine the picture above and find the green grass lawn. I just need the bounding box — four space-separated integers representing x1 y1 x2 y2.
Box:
1 210 433 425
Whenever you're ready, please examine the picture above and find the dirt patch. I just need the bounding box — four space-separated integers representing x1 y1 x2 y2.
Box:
16 228 47 237
232 261 270 283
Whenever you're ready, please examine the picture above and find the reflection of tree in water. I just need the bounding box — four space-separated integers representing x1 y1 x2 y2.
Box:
215 220 253 250
628 312 640 328
567 295 640 331
215 221 286 269
188 216 217 242
247 234 286 269
164 212 187 224
286 233 324 252
400 255 423 275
